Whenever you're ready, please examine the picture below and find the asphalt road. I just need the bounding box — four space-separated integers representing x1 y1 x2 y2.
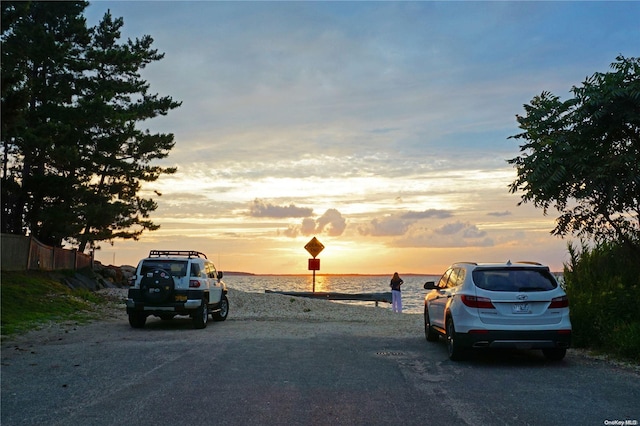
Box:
2 316 639 426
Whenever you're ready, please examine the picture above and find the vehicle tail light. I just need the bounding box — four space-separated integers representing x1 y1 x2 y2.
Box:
549 296 569 308
189 280 201 288
461 295 495 309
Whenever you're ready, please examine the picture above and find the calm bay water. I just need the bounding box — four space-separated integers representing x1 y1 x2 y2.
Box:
224 274 440 314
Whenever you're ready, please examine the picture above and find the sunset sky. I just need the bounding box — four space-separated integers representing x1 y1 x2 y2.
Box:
85 1 639 274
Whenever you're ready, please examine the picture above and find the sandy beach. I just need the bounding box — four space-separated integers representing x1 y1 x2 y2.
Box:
224 288 424 337
3 287 423 345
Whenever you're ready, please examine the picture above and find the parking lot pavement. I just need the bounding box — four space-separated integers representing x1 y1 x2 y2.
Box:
2 317 639 425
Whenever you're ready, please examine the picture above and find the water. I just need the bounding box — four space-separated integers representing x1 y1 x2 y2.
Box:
224 274 440 314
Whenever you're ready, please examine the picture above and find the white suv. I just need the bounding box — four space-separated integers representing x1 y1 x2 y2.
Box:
126 250 229 329
424 261 571 361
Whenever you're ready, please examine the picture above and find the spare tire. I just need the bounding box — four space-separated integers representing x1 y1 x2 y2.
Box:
140 269 174 304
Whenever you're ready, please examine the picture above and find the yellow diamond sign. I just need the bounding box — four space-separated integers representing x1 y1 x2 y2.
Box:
304 237 325 258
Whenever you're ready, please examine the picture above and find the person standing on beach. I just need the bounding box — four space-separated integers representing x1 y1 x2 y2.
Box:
390 272 404 313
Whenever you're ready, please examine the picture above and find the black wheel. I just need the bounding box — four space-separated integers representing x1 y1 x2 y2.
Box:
140 269 174 304
542 348 567 361
192 299 208 329
128 312 147 328
424 307 439 342
446 317 466 361
212 295 229 322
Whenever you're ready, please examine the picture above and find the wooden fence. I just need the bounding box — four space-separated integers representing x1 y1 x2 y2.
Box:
1 233 92 271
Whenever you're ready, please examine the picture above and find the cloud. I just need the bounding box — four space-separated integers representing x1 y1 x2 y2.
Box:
393 221 494 248
462 225 487 239
301 217 317 235
282 209 347 237
281 225 299 238
359 217 409 237
249 199 313 218
316 208 347 236
434 221 467 236
401 209 453 220
359 209 453 236
434 221 487 238
487 210 512 217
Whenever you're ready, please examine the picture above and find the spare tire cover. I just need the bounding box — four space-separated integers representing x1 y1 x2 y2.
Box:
140 269 174 304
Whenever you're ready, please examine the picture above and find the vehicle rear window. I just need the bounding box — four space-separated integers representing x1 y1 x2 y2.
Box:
140 260 188 277
472 268 557 292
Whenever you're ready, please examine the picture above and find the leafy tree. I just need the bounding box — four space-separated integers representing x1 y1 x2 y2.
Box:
1 1 91 244
73 10 180 252
508 56 640 255
1 2 180 252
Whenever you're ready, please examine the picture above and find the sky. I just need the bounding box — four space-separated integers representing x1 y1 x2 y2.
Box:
84 1 639 275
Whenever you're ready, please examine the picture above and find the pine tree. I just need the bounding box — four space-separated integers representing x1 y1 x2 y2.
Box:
1 3 181 251
1 1 91 244
74 10 180 252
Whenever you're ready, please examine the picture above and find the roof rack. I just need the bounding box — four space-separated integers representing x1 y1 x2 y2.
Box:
515 261 542 265
148 250 208 259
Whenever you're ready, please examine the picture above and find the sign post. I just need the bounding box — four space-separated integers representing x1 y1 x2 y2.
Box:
304 237 324 292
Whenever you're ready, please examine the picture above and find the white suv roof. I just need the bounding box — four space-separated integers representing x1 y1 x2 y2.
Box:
147 250 209 259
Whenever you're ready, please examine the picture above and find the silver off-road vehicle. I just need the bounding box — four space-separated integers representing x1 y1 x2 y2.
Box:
126 250 229 329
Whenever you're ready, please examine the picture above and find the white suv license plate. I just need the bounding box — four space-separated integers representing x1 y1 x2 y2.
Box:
512 303 531 314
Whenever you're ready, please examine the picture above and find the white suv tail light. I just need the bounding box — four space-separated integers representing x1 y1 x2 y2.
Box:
461 295 495 309
549 295 569 308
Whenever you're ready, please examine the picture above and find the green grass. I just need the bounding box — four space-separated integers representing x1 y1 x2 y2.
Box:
1 271 107 337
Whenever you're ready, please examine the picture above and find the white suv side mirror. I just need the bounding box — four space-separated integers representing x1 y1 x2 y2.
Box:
423 281 437 290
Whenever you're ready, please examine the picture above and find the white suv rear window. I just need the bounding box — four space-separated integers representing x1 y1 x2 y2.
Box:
472 268 557 292
140 260 188 277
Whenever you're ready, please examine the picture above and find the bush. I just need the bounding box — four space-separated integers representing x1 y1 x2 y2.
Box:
564 241 640 362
